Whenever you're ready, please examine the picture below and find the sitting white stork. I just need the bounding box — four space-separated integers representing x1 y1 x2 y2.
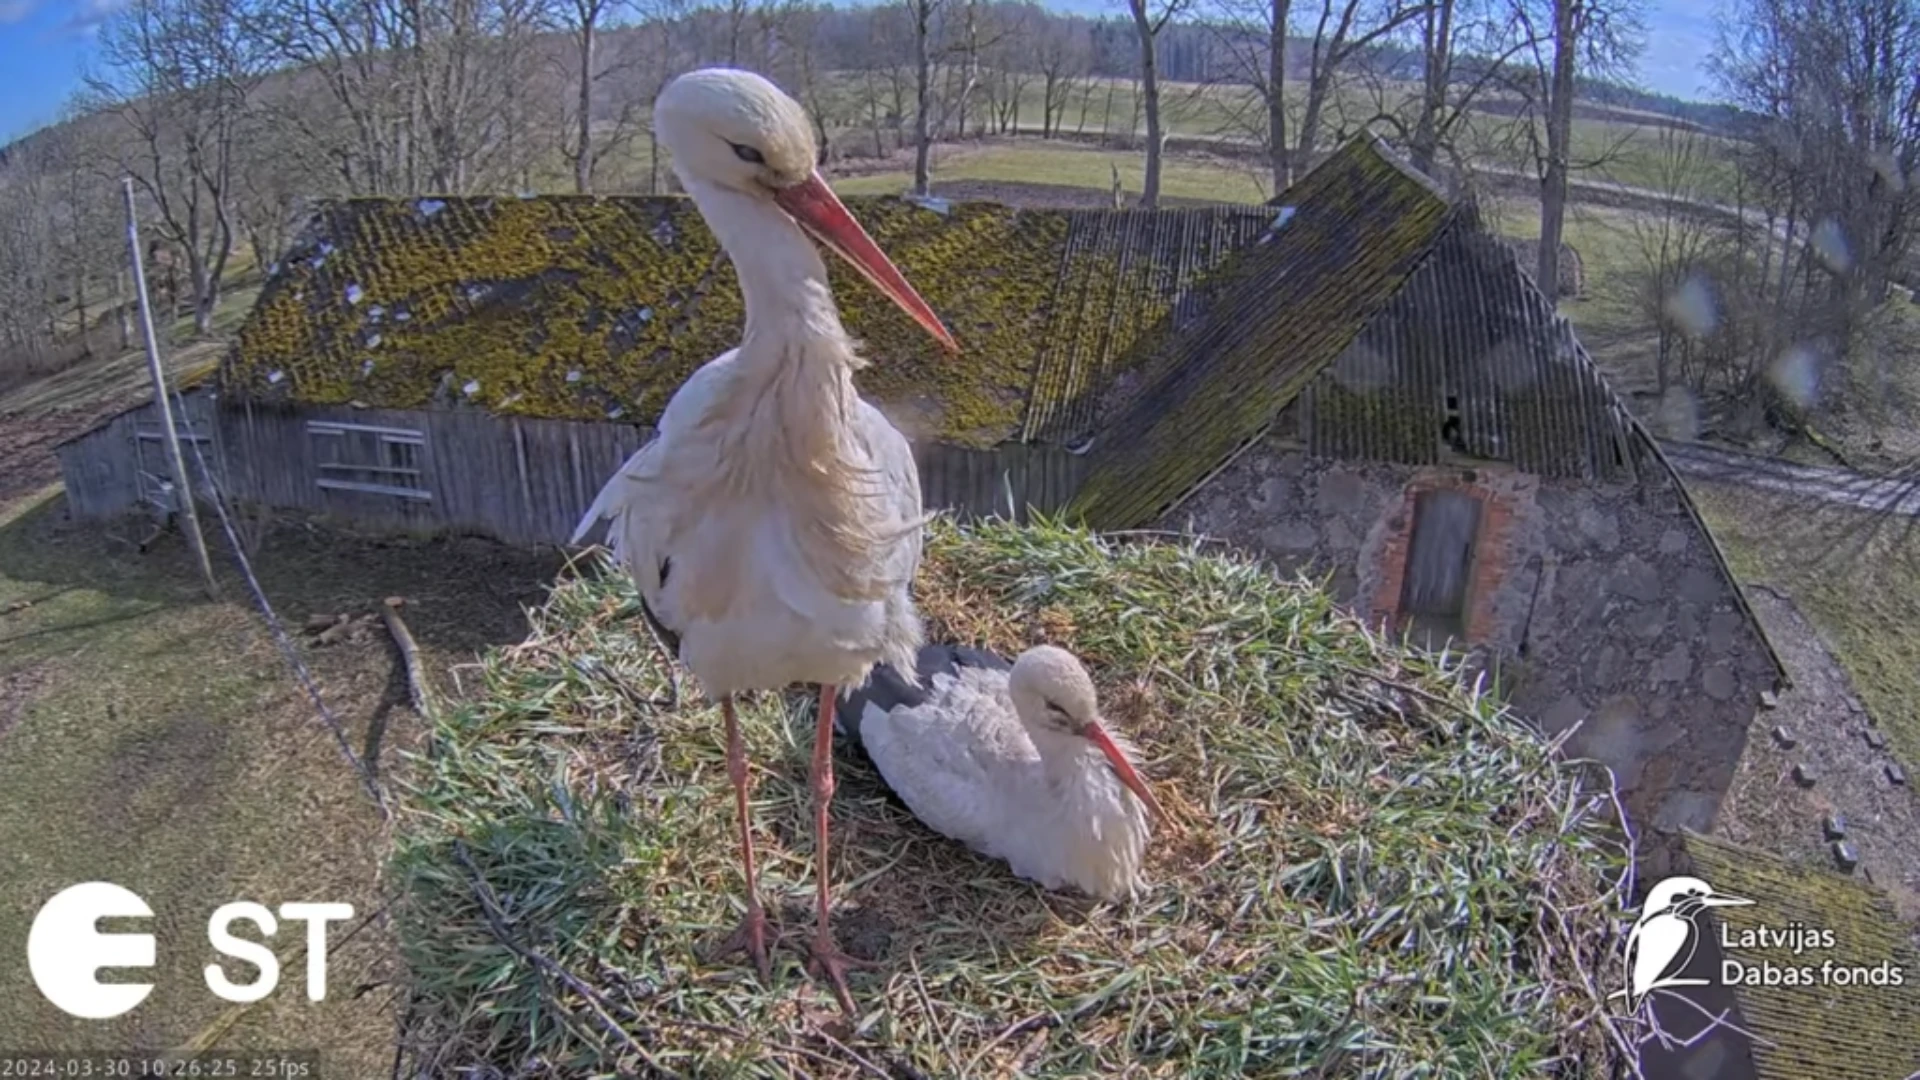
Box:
570 67 957 1013
840 643 1166 903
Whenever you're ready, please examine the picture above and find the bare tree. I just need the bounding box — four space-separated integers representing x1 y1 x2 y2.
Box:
559 0 624 193
89 0 266 335
1624 125 1721 393
1124 0 1192 206
1510 0 1642 301
1034 14 1089 138
1295 0 1425 165
231 102 319 270
0 137 67 377
904 0 945 193
1353 0 1534 178
1203 0 1294 191
1708 0 1920 437
253 0 414 194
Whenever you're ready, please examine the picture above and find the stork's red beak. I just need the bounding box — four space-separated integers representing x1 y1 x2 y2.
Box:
773 171 960 354
1084 721 1166 822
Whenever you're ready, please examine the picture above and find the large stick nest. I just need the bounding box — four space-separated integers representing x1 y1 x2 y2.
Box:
390 518 1632 1077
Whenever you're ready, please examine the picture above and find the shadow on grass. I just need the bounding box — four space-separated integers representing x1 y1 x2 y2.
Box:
0 492 567 690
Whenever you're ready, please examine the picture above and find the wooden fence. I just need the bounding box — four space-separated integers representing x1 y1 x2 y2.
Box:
55 390 1092 547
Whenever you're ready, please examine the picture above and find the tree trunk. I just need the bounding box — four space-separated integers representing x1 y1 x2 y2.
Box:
1268 0 1291 192
912 3 934 196
116 270 132 351
1410 0 1453 174
1537 0 1577 302
74 273 90 357
575 20 595 194
1298 74 1331 163
1129 1 1163 207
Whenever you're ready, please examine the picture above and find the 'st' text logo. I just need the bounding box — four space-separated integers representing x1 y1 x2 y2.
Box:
26 881 354 1020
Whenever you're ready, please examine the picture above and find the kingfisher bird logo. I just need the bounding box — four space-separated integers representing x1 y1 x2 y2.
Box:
1611 875 1754 1010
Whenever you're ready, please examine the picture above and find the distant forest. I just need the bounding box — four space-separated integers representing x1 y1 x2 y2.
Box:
6 0 1914 426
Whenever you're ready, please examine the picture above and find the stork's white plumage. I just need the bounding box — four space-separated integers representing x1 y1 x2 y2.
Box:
569 67 958 1014
840 644 1166 903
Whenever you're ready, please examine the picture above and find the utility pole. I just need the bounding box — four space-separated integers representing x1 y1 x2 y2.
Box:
123 177 217 598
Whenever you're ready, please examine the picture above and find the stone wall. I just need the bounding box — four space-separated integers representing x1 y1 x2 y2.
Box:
1168 435 1780 871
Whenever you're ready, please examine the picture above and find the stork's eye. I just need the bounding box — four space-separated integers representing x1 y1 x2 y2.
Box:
731 142 765 165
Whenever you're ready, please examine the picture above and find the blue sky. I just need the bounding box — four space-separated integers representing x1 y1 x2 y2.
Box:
0 0 1721 144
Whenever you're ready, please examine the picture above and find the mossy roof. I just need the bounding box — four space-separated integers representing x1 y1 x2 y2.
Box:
216 192 1271 448
215 135 1667 495
1680 830 1920 1080
1065 134 1455 530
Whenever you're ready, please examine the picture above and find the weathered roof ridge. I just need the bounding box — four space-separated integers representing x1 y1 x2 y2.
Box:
1064 133 1458 530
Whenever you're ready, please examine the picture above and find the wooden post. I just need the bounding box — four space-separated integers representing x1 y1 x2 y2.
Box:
123 178 217 599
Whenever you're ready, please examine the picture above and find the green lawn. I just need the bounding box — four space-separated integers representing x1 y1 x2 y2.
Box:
0 452 558 1065
0 488 393 1065
832 140 1272 203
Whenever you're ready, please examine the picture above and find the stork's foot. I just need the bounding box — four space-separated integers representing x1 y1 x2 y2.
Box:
705 906 773 986
804 932 874 1016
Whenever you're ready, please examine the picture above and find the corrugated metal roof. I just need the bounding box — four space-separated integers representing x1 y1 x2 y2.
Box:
1064 134 1455 531
1681 830 1920 1080
1282 210 1644 482
1020 206 1270 443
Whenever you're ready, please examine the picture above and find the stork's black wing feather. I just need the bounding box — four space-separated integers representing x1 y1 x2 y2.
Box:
837 642 1012 749
636 557 682 657
917 643 1012 682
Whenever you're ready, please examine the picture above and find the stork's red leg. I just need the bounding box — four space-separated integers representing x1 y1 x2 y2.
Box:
805 683 871 1015
706 693 772 985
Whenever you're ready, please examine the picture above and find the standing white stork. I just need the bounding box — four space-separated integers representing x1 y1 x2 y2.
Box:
840 644 1167 902
570 67 958 1013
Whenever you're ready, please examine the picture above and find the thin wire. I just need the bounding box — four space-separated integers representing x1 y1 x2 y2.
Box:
168 386 392 820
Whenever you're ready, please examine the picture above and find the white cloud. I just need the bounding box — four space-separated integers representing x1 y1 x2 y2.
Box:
0 0 37 24
58 0 126 35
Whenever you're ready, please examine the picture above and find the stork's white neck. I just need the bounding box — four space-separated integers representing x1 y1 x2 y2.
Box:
681 176 853 369
1023 726 1151 901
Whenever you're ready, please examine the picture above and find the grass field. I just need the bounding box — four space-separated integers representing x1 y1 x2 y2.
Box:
833 139 1273 203
0 298 564 1065
819 72 1742 199
1691 484 1920 776
0 477 564 1064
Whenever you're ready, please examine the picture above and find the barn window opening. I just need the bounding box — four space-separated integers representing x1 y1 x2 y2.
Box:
309 420 432 501
1441 393 1467 454
1399 488 1483 643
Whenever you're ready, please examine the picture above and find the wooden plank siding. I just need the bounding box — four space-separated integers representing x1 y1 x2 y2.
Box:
55 390 1091 547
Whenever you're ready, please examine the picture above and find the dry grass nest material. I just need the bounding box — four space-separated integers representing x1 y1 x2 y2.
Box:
391 518 1631 1077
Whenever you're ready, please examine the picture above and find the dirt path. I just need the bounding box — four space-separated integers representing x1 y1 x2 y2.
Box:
1661 438 1920 517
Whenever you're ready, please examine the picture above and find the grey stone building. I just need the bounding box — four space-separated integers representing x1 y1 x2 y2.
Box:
1063 149 1792 873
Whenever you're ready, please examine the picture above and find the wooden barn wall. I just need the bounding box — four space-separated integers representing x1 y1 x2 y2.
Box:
56 394 1091 545
56 390 220 520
